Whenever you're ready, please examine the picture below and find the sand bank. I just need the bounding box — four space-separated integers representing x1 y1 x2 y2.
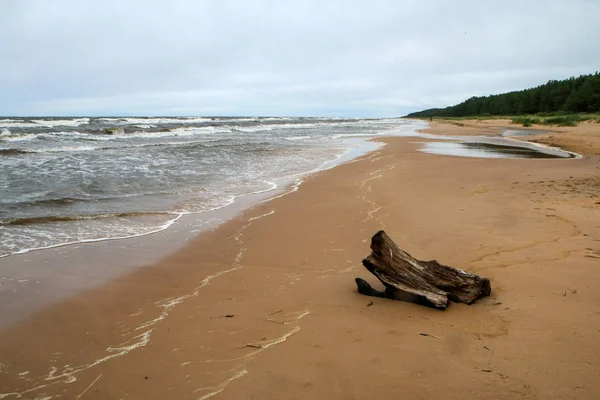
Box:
0 130 599 399
422 118 600 156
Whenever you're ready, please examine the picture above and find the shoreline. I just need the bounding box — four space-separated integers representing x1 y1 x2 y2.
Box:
0 134 387 261
0 116 412 262
1 124 599 398
0 132 388 330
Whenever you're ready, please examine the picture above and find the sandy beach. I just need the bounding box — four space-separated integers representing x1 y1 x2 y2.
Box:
1 122 599 399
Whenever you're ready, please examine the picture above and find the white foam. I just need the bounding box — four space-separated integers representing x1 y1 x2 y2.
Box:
193 368 248 399
213 325 301 363
0 331 151 399
134 261 246 332
107 125 231 140
0 212 184 259
231 122 328 133
38 145 98 153
0 118 89 129
234 181 278 201
284 135 311 141
129 309 143 317
247 210 275 222
287 310 310 320
0 254 244 397
331 132 386 139
97 117 212 125
132 207 274 337
0 132 37 141
0 191 244 259
232 125 275 132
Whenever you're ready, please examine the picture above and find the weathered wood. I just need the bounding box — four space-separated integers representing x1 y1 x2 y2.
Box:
357 230 491 310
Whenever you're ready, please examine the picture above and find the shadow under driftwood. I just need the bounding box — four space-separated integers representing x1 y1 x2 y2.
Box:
355 230 491 310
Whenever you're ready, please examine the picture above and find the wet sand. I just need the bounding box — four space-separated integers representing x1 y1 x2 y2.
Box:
422 118 600 156
1 131 600 399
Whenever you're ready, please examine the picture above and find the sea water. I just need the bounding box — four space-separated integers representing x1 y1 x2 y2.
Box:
0 117 417 258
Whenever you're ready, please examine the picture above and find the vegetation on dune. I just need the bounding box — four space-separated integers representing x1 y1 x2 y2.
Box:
405 72 600 126
509 114 598 127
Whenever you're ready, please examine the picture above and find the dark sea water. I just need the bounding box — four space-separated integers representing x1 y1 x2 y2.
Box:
0 117 419 257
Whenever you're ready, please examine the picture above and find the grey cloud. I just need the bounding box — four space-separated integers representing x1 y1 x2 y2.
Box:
1 0 599 116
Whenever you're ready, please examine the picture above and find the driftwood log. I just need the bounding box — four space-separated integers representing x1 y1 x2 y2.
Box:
356 230 491 310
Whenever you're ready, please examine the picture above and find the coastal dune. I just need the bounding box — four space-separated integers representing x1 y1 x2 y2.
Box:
0 129 599 399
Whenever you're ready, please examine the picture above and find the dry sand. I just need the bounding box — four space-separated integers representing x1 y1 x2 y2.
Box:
1 124 599 399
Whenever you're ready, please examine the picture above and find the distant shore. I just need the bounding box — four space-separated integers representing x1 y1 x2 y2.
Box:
0 124 599 399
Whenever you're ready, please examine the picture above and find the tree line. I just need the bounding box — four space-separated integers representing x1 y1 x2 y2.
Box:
405 72 600 118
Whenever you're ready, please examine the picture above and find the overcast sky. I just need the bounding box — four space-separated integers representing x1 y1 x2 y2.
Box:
1 0 599 117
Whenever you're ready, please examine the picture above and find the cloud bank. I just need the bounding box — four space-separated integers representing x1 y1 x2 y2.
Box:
1 0 599 116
